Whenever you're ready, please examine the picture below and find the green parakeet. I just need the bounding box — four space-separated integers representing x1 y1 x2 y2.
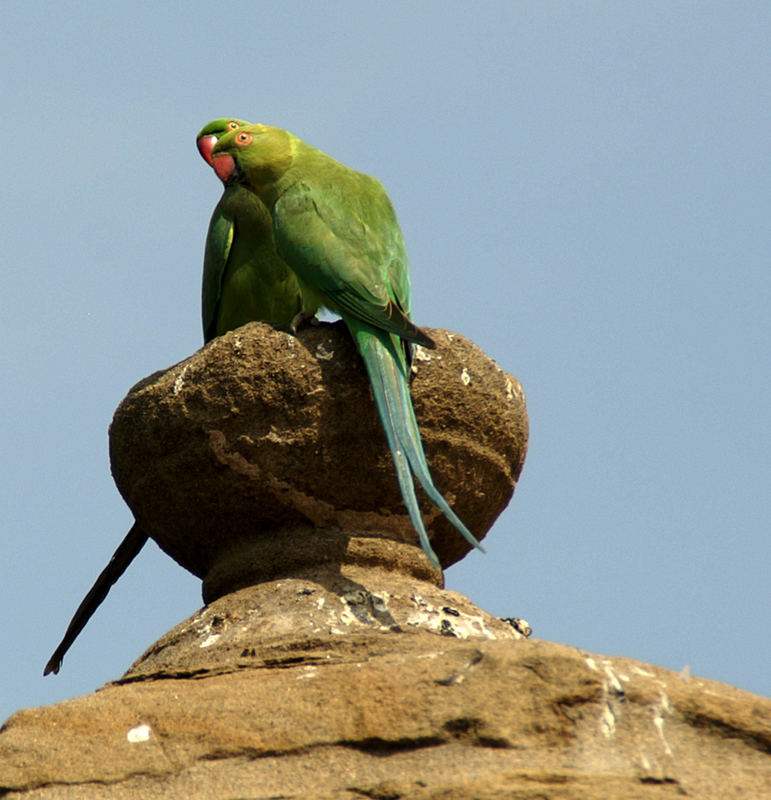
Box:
211 123 484 567
45 120 276 676
197 118 304 340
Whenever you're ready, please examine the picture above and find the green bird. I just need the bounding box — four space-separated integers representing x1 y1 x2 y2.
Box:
211 123 484 567
45 119 286 676
197 118 304 341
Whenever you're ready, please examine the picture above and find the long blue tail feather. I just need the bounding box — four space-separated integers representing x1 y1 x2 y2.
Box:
359 331 440 567
349 321 485 568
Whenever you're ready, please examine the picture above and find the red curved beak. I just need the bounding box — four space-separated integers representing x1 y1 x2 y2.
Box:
197 135 217 166
212 152 236 183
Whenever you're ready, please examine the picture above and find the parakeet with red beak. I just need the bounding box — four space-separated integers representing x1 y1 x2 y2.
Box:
44 118 303 676
210 123 484 567
196 118 304 340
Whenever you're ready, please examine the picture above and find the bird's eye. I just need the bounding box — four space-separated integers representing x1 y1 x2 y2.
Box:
227 121 239 130
236 132 252 146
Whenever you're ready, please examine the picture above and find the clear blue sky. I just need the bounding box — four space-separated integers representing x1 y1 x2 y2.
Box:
2 3 769 723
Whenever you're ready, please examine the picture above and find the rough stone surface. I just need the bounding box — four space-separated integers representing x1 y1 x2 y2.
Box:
120 564 528 681
109 321 528 591
2 577 769 799
12 323 767 797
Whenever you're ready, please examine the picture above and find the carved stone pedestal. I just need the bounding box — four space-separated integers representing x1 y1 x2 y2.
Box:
109 320 529 592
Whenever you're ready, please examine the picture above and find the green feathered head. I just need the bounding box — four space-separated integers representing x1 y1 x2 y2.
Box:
196 118 251 166
210 123 294 191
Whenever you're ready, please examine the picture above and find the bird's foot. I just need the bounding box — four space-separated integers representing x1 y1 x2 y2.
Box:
288 310 320 335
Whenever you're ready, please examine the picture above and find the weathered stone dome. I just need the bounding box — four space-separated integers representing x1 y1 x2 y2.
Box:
109 321 528 601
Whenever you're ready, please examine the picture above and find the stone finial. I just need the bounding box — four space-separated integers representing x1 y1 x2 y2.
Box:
109 321 528 602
